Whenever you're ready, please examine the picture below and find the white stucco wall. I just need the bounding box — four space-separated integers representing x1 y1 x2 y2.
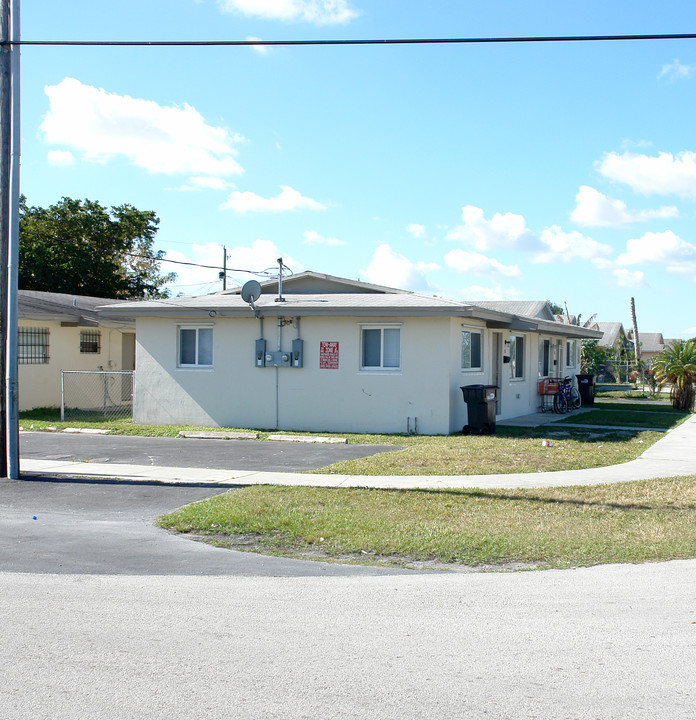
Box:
133 314 584 434
134 314 454 434
18 320 134 410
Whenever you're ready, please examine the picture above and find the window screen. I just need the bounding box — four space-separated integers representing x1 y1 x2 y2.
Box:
179 327 213 367
18 327 49 365
461 330 482 370
361 327 400 370
80 330 101 354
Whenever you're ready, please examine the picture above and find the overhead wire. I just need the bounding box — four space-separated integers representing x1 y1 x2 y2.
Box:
5 33 696 47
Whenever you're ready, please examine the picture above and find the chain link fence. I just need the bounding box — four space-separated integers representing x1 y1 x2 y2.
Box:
60 370 134 422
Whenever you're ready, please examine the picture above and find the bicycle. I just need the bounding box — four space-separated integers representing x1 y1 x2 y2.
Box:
553 377 582 414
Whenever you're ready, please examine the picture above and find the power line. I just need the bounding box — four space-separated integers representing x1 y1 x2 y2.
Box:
3 33 696 48
20 228 275 276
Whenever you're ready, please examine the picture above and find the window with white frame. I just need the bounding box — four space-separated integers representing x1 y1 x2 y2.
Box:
80 329 101 354
461 329 483 370
361 326 401 370
18 327 49 365
509 335 524 379
178 326 213 367
566 340 577 367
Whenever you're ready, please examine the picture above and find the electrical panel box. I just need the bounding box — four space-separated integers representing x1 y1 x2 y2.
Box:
255 339 303 368
255 339 266 367
292 338 303 368
263 350 292 367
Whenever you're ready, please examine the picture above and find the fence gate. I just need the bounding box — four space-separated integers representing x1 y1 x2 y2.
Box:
60 370 134 422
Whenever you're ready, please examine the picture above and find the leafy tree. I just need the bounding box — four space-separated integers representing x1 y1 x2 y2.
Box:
546 300 564 315
580 339 610 375
652 339 696 411
19 196 176 299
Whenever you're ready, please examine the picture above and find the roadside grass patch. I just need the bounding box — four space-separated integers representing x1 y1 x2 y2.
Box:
157 477 696 570
314 427 660 476
557 409 689 430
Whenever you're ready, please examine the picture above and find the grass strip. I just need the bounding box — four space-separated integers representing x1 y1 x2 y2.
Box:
557 410 688 430
157 477 696 570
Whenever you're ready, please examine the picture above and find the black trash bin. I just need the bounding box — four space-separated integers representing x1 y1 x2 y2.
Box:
461 384 498 435
576 374 595 406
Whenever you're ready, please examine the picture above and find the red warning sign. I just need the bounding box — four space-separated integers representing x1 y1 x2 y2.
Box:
320 341 339 369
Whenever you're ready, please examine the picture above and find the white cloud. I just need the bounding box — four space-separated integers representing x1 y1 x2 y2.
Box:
303 229 346 246
41 78 244 184
221 185 325 213
218 0 358 24
446 205 537 251
460 283 522 302
361 244 438 292
570 185 679 227
246 36 269 54
406 223 426 239
177 176 231 192
533 225 613 266
597 151 696 199
612 268 648 289
616 230 696 277
444 249 521 279
164 239 303 292
47 149 75 166
659 59 695 81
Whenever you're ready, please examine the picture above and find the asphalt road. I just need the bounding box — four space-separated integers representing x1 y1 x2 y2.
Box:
0 476 412 576
19 430 402 472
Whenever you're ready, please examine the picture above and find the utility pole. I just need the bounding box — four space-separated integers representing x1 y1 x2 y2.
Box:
0 0 11 478
222 245 226 290
0 0 19 479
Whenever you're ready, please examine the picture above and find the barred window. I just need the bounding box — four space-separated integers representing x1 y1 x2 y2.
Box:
80 330 101 354
18 327 50 365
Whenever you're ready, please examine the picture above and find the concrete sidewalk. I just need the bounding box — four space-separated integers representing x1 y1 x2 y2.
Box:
19 415 696 490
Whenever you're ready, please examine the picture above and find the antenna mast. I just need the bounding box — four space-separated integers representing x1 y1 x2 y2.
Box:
275 257 286 302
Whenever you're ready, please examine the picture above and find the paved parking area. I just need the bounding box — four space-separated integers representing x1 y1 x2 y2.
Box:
19 430 402 473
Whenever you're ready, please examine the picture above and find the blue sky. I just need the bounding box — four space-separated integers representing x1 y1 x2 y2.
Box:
19 0 696 338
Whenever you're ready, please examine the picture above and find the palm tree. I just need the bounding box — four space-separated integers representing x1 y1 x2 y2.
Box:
652 339 696 411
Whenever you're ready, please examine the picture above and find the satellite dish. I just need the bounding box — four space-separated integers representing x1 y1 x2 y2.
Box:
241 280 262 304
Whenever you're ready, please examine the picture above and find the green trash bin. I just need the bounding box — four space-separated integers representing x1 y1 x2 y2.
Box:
461 385 498 435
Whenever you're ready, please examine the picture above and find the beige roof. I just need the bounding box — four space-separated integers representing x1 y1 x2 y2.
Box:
638 333 665 354
228 271 407 296
465 300 556 321
596 322 626 348
19 290 134 328
100 289 602 339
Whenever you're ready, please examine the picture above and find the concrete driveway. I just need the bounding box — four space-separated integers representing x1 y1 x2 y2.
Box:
2 560 695 719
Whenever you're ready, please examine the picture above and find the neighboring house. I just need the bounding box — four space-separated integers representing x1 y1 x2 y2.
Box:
18 290 135 411
627 332 684 366
596 322 628 353
99 272 601 435
636 332 665 365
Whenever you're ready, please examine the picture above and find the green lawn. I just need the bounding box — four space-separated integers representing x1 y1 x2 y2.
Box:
557 409 688 430
158 477 696 570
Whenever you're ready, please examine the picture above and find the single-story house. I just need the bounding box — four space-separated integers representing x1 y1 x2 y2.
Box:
18 290 135 411
596 322 628 353
99 272 601 435
629 332 683 366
